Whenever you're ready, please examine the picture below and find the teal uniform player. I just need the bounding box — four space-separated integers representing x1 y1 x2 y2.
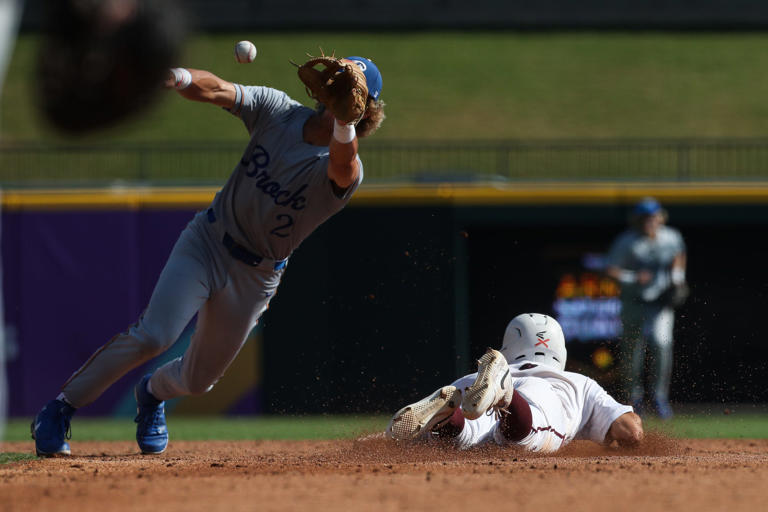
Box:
31 57 385 456
606 198 686 419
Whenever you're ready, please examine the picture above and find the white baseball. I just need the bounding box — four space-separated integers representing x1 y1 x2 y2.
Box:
234 41 257 63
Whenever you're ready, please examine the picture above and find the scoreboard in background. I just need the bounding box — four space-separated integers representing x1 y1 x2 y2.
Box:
466 226 628 393
552 253 622 343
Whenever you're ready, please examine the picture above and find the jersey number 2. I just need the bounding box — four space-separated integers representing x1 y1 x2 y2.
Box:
270 214 294 238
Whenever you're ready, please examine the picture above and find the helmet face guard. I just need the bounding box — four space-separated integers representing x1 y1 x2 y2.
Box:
500 313 567 371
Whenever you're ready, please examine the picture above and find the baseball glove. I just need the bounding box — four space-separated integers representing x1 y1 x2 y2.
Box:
659 282 690 308
296 53 368 124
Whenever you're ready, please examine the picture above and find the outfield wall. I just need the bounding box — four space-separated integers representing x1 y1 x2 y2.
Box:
3 183 768 416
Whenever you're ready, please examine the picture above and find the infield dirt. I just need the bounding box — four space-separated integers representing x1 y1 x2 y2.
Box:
2 436 766 512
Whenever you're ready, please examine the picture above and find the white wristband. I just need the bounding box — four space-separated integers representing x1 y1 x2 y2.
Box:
617 270 636 284
671 268 686 285
170 68 192 90
333 120 356 144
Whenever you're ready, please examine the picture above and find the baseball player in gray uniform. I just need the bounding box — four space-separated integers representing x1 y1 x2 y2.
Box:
605 197 687 419
387 313 644 452
31 56 385 456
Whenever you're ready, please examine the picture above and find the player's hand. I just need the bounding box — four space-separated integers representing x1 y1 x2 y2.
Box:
637 270 653 285
605 412 644 447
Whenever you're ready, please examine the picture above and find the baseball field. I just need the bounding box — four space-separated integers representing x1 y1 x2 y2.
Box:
2 413 768 511
3 28 768 512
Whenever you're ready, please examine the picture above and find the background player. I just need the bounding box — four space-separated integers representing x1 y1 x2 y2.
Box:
31 55 385 456
387 313 643 452
605 197 687 419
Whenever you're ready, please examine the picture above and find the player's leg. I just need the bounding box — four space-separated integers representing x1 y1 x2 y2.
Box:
448 392 531 450
386 358 502 447
456 348 519 447
61 222 216 407
147 264 281 401
491 386 568 452
646 306 675 419
131 227 283 454
32 218 215 456
456 349 567 452
130 267 277 454
130 269 275 455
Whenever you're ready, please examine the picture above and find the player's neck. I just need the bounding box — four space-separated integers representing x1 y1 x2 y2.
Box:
302 113 333 146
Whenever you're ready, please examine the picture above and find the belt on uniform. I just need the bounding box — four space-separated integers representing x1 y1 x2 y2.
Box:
207 208 288 271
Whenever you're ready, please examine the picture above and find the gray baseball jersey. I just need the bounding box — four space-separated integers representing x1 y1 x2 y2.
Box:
60 85 364 408
211 85 363 261
606 225 686 302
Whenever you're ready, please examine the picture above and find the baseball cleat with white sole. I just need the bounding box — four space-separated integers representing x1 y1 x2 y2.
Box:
461 348 514 420
31 399 76 457
387 385 462 441
134 374 168 454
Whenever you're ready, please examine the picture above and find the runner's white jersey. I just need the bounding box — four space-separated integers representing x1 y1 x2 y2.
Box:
451 361 633 452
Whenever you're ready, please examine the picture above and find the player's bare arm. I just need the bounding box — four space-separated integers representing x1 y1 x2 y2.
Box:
605 411 644 447
297 55 373 189
328 119 360 188
165 68 237 109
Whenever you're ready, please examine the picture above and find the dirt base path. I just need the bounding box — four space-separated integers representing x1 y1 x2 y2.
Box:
2 437 767 512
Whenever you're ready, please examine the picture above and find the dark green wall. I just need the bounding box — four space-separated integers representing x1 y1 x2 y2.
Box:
263 202 768 413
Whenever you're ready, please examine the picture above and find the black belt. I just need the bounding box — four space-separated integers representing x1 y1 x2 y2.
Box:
208 209 288 271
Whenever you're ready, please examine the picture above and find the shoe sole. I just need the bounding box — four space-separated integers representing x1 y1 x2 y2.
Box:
461 348 510 420
387 386 461 441
140 447 167 455
35 449 71 457
134 378 168 455
31 421 71 457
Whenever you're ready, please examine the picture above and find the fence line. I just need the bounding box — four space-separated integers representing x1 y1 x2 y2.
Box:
2 139 768 186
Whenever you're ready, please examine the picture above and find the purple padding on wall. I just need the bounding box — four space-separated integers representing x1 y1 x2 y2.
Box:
136 210 194 319
3 209 196 416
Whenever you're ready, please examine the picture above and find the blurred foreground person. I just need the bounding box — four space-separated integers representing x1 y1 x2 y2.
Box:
606 198 687 419
387 314 643 452
37 0 184 133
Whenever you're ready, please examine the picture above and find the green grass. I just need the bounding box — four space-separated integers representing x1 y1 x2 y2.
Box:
3 415 389 442
645 413 768 439
0 452 38 464
3 413 767 444
5 31 768 143
5 32 768 183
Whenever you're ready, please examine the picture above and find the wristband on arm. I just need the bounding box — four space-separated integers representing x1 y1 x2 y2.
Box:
617 270 637 284
333 120 356 144
170 68 192 90
671 267 686 285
